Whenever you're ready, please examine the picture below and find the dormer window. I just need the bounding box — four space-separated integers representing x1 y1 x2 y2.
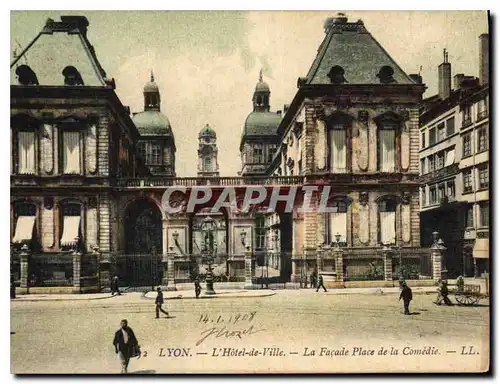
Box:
377 66 396 84
16 65 39 85
63 66 84 86
327 65 347 84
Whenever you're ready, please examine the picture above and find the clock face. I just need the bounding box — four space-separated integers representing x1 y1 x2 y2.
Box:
204 137 210 143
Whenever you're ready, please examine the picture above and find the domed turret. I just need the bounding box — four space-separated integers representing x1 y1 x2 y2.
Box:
199 123 217 141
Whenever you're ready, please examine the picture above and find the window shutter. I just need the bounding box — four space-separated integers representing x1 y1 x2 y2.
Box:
18 131 35 174
331 129 347 172
63 131 81 174
380 211 396 245
380 129 395 172
329 212 347 243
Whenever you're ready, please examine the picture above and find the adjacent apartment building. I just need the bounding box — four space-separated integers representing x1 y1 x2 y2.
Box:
419 34 489 278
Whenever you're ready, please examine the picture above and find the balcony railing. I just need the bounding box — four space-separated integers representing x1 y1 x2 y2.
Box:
419 163 459 184
115 175 305 188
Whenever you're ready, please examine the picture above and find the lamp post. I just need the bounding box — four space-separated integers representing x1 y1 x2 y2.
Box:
201 216 216 295
335 233 341 248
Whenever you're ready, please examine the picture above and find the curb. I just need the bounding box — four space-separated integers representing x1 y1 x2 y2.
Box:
142 292 277 300
11 295 117 303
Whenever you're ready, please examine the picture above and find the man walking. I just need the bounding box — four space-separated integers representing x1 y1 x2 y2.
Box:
111 275 121 296
316 274 327 292
310 273 317 290
155 286 169 318
399 282 413 315
113 319 140 374
194 277 202 299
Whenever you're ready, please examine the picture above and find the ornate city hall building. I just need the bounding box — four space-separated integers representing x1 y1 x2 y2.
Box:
11 15 441 293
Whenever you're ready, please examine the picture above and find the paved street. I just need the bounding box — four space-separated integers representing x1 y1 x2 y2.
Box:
10 290 489 374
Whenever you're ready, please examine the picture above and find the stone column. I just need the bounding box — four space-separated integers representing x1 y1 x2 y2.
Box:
333 247 344 282
244 246 253 289
163 249 177 291
99 253 111 290
20 245 30 290
431 235 446 282
72 251 82 293
316 244 323 273
382 247 393 281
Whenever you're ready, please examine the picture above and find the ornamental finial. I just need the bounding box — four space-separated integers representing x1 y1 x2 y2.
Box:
259 69 263 82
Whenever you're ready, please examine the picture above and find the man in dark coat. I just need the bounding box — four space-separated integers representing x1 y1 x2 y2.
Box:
194 277 202 299
310 273 317 290
112 319 140 374
316 274 327 292
111 275 121 296
155 287 169 318
399 282 413 315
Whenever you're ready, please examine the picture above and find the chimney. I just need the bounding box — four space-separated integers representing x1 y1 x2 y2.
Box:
479 33 489 85
276 110 282 117
60 16 89 37
438 48 451 99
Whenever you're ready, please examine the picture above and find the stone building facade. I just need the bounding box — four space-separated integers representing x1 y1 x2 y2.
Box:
11 14 441 292
419 34 490 278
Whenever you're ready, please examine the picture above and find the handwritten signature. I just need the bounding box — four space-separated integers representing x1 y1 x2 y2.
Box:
196 325 266 346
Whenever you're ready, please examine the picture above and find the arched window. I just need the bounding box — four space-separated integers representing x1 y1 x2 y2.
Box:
12 201 37 245
60 201 82 250
378 197 397 245
377 66 396 84
62 66 84 86
15 65 39 85
327 65 347 84
326 198 348 245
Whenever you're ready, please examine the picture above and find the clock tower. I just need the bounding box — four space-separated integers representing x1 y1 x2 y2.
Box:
197 123 219 177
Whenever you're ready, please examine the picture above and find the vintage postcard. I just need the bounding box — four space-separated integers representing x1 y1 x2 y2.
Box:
9 10 490 374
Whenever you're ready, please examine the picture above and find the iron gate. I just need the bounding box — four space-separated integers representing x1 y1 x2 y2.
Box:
109 253 163 291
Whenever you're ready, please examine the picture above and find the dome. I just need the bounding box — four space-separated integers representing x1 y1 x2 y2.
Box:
255 80 270 92
132 110 173 136
199 123 216 139
143 81 159 92
243 111 281 137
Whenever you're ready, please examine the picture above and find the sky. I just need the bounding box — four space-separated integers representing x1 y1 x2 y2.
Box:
10 11 489 177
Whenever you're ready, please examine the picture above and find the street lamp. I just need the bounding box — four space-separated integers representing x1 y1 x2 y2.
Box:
335 233 341 248
201 216 217 295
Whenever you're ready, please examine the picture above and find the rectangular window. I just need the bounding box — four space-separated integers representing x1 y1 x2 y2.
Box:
421 188 427 207
18 131 36 174
438 184 446 201
63 131 81 174
203 157 212 172
463 105 472 126
430 187 437 204
330 128 347 173
477 98 487 120
478 165 489 189
479 202 489 227
428 155 435 172
379 128 395 172
429 127 436 146
255 216 266 249
298 159 302 175
465 205 474 228
421 132 426 149
267 145 276 162
420 158 426 174
380 211 396 245
447 180 455 198
477 127 488 152
446 117 455 136
463 133 471 157
253 147 263 163
436 151 445 169
138 142 147 162
463 169 473 193
151 143 162 165
437 122 446 142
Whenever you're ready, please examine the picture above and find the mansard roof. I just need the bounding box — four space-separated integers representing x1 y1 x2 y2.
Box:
10 16 111 87
304 16 415 85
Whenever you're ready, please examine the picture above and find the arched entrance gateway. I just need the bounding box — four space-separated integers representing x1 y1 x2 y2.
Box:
115 199 164 290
